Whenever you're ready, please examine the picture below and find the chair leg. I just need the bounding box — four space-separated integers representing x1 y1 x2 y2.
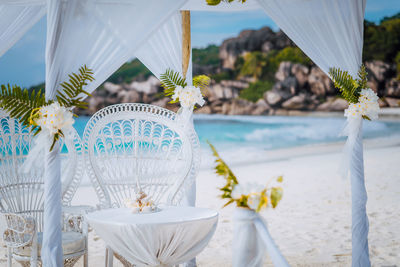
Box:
84 234 88 267
105 247 114 267
7 247 12 267
84 251 88 267
31 231 38 267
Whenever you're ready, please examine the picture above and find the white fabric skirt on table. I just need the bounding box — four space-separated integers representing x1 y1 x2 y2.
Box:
86 206 218 266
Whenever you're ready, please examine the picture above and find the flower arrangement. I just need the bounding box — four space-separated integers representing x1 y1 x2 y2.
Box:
0 65 94 150
172 85 205 108
208 141 283 212
160 69 209 110
124 191 156 213
329 65 380 121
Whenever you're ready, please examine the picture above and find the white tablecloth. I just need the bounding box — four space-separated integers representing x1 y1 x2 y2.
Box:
86 206 218 266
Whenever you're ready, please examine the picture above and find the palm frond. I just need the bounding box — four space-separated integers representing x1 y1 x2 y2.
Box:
160 69 187 97
193 75 211 94
0 84 47 127
56 65 94 109
357 64 368 90
329 67 360 103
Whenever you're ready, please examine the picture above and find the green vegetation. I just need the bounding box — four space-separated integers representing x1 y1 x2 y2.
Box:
239 51 268 79
363 14 400 64
238 47 311 81
192 45 220 67
396 52 400 79
210 71 232 82
239 80 273 102
107 59 151 84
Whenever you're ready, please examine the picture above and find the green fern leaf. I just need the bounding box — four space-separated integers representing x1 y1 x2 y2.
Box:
329 67 360 104
55 65 94 108
0 84 47 127
160 69 187 97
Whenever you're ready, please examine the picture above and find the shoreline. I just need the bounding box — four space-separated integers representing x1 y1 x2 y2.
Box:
194 107 400 121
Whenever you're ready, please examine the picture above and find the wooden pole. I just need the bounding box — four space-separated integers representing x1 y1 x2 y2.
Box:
181 10 191 79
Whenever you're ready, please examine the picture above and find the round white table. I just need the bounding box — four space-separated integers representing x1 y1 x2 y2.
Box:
86 206 218 266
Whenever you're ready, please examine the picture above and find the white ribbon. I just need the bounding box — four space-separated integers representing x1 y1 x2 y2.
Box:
22 129 74 173
339 117 371 267
233 208 290 267
339 117 362 179
177 106 193 126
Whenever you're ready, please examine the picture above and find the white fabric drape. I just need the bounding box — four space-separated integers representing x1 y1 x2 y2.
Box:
136 11 187 81
44 0 188 265
45 0 188 100
135 10 193 83
42 140 63 266
0 1 45 57
256 1 369 266
87 207 218 266
233 208 289 267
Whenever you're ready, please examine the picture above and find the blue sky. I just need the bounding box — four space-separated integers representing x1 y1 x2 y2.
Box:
0 0 398 88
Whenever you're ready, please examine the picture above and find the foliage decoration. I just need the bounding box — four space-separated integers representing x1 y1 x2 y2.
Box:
208 141 283 212
206 0 246 6
0 65 94 150
160 69 209 108
329 65 380 121
160 69 188 101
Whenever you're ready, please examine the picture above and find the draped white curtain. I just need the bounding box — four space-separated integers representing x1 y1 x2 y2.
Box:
255 0 369 266
0 1 45 57
45 0 188 99
43 0 188 265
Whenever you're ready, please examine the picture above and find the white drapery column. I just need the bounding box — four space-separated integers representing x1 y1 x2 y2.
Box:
256 0 369 266
136 10 195 207
44 0 187 265
0 0 45 57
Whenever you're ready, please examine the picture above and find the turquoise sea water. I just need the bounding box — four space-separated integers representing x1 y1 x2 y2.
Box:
74 114 400 151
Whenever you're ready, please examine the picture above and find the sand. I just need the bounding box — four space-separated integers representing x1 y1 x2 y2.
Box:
1 136 399 266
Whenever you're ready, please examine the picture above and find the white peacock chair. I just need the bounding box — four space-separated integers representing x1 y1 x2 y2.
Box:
82 103 201 266
0 113 88 267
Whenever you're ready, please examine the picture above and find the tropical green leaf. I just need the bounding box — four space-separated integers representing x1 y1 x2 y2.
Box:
160 69 187 97
329 65 369 104
0 84 47 127
270 187 283 208
208 141 239 207
56 65 94 109
193 75 211 93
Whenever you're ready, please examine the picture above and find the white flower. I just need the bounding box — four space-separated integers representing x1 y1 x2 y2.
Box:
35 102 74 135
172 86 183 102
359 88 379 103
359 88 380 120
173 85 205 108
231 184 244 199
247 193 262 210
344 103 362 118
344 89 380 120
231 182 265 199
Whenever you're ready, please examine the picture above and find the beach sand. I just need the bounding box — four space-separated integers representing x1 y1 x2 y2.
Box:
1 136 399 266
